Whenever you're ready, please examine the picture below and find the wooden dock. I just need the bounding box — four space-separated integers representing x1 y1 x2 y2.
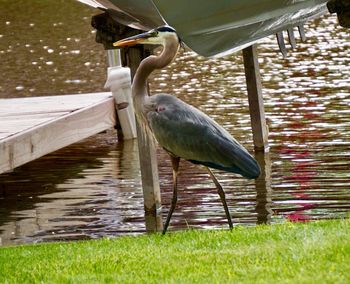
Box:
0 92 116 175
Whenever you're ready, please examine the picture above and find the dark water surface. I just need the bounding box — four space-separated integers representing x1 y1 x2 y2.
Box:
0 1 349 245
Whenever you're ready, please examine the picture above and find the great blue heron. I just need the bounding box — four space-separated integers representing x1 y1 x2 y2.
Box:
114 26 260 234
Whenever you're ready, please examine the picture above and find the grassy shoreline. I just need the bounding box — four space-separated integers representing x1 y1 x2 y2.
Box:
1 219 349 283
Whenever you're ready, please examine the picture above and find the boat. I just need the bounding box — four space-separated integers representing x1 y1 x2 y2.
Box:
77 0 329 56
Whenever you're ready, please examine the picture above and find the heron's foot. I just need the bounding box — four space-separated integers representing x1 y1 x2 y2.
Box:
161 156 180 236
162 220 169 235
227 214 233 230
228 221 233 230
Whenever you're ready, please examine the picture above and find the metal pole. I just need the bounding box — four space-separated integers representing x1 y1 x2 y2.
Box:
107 49 122 67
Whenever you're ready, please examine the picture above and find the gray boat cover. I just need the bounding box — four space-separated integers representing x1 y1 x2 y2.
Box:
78 0 328 56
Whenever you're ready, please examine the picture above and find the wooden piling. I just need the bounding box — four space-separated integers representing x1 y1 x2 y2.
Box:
254 151 272 224
243 44 269 152
121 46 163 232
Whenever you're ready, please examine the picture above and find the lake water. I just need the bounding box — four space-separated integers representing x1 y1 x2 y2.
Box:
0 1 349 246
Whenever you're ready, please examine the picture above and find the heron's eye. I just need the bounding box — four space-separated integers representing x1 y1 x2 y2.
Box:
151 31 158 37
156 105 166 113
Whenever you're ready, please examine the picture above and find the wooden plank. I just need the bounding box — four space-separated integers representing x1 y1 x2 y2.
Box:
0 92 113 141
0 133 10 140
0 95 116 174
0 112 69 121
242 44 269 152
0 112 70 140
0 92 113 116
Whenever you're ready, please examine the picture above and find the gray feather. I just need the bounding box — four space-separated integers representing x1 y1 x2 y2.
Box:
144 94 260 179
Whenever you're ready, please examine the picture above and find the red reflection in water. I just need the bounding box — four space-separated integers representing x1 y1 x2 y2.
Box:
278 93 325 222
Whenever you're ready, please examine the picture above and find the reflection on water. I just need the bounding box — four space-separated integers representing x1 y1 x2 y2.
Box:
0 2 349 245
0 1 107 97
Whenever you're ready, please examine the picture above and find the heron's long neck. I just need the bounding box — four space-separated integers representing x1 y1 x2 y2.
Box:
132 39 179 113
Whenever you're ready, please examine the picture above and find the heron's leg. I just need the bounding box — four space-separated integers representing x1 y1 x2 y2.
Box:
205 167 233 230
162 156 180 235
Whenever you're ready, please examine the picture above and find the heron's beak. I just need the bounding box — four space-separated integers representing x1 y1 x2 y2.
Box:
113 31 158 47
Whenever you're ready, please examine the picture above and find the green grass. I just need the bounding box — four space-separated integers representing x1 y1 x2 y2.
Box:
1 219 349 283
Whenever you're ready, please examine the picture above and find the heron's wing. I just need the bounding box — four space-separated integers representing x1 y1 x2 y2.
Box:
147 104 259 178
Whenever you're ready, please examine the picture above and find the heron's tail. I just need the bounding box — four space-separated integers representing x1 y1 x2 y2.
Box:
190 152 260 179
236 153 261 179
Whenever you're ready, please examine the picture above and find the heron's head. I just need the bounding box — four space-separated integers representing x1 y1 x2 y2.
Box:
113 25 180 47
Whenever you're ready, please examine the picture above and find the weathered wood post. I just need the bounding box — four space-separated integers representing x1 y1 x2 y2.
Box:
121 45 163 233
243 44 271 224
254 151 272 224
92 13 163 232
242 44 269 152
